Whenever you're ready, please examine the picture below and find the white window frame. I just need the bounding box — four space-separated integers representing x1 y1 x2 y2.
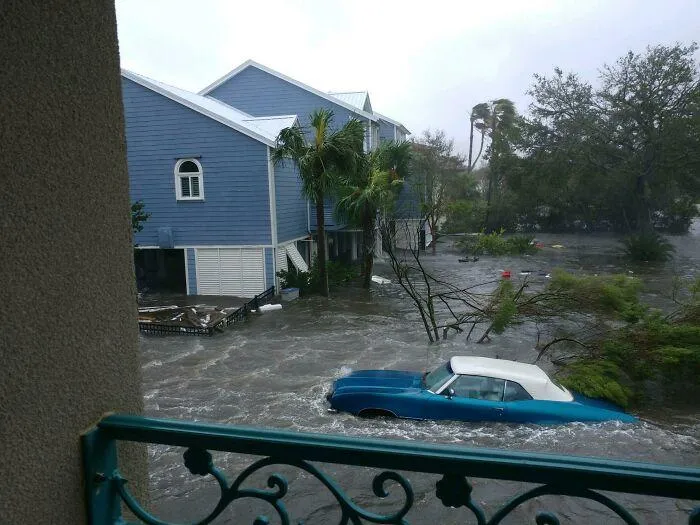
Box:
174 158 204 201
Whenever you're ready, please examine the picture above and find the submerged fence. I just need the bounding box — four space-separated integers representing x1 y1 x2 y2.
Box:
138 286 275 336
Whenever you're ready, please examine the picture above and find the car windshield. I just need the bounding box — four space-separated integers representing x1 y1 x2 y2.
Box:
423 361 453 391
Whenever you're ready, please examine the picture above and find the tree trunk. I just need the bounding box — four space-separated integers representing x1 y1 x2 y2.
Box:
430 219 437 255
467 119 474 172
361 211 374 289
315 194 329 297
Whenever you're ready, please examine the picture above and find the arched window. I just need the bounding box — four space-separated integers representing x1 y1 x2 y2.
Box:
174 159 203 200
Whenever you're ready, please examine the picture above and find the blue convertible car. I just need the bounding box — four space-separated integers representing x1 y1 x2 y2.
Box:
326 356 636 424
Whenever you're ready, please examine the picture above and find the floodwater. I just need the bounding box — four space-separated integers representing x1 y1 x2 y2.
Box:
135 226 699 524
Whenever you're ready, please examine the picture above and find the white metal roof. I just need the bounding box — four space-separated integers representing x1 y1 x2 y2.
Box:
328 91 372 113
374 111 411 136
449 356 573 402
122 69 298 147
198 60 378 122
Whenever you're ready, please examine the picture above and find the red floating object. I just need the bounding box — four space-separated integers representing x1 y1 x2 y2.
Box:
501 270 511 279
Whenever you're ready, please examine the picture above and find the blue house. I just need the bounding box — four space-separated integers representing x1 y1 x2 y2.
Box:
122 70 309 298
199 60 417 256
123 62 415 297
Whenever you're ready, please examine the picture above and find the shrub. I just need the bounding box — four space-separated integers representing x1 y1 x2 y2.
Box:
458 231 537 256
622 231 674 262
548 270 643 318
277 257 359 296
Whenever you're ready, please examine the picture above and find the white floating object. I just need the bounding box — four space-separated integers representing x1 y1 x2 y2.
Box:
259 303 283 312
371 275 391 284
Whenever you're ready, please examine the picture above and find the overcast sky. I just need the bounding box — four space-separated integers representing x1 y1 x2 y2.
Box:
116 0 699 154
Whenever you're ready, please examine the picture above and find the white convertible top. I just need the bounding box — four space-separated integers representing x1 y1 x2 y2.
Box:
449 356 573 402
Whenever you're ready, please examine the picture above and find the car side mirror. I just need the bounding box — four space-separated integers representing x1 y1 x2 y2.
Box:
446 388 455 399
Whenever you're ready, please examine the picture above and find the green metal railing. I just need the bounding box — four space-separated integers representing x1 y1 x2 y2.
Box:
82 414 700 524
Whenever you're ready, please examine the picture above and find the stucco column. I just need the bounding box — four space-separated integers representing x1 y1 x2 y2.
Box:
1 2 145 523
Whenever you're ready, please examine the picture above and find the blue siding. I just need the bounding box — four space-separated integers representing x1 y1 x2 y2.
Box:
208 66 365 133
265 248 274 289
206 66 368 232
274 160 308 242
379 119 396 143
395 174 424 220
309 198 344 230
186 248 197 294
123 78 272 247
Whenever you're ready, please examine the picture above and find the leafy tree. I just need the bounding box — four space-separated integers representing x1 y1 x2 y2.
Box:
519 43 700 233
272 109 365 297
411 130 466 253
131 200 150 234
336 141 410 288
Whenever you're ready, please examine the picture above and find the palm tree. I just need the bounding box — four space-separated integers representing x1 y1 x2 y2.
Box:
482 98 517 230
468 102 490 172
272 109 365 296
337 141 411 288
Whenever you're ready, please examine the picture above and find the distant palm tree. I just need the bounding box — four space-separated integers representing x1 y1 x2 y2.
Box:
483 98 517 230
468 102 490 172
272 109 365 296
337 141 411 288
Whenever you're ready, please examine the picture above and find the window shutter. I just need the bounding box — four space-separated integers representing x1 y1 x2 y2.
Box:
181 177 191 197
191 176 200 197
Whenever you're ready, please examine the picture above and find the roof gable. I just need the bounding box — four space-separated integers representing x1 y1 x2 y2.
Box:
328 91 373 113
122 69 298 146
199 60 378 122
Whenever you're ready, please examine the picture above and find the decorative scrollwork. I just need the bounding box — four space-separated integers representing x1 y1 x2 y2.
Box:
112 448 413 525
485 484 641 525
110 447 700 525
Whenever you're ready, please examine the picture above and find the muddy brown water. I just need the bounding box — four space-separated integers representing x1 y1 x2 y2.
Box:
135 227 699 524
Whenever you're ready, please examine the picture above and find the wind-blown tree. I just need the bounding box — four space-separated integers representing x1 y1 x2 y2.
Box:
519 43 700 233
467 102 490 172
336 141 411 288
411 130 467 254
272 109 365 296
482 98 518 231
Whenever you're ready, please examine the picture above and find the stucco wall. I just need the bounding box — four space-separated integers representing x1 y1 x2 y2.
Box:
0 2 145 523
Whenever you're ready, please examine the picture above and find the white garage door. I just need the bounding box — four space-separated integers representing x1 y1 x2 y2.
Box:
196 248 265 297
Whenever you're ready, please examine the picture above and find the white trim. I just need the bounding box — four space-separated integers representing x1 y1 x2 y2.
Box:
175 244 273 249
375 112 410 136
199 60 378 122
194 248 199 293
122 69 277 147
174 158 204 201
133 245 160 250
183 248 190 294
267 148 278 248
267 148 278 290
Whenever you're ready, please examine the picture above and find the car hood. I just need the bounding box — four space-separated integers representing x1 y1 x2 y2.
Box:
331 370 423 395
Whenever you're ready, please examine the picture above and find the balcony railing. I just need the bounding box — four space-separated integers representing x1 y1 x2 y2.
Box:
83 414 700 524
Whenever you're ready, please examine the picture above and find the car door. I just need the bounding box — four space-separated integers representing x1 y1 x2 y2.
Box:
428 375 506 422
